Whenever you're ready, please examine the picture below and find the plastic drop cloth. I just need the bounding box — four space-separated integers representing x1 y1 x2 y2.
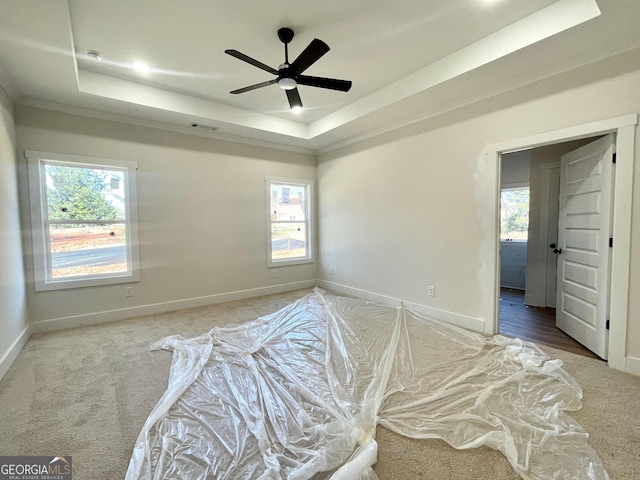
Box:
126 288 608 480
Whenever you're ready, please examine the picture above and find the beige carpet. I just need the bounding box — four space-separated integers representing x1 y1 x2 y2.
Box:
1 288 638 479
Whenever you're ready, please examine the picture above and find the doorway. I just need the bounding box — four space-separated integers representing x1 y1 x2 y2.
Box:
483 114 637 372
499 139 601 358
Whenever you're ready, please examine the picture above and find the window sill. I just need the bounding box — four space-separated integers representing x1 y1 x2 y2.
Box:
268 258 315 268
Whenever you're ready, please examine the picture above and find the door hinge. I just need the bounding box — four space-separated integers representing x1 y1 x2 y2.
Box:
606 320 610 330
609 237 613 248
612 153 617 164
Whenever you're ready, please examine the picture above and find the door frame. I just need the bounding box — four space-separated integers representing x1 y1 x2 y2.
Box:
483 114 637 372
521 160 561 309
544 164 561 308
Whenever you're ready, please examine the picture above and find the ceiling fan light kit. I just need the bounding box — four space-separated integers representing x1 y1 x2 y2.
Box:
226 27 352 111
277 71 297 90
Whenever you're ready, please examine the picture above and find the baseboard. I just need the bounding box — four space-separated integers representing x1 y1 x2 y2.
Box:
0 325 31 382
318 280 485 332
31 280 318 333
624 356 640 377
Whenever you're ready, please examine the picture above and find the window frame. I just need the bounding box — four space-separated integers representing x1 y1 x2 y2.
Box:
265 175 314 267
26 150 141 291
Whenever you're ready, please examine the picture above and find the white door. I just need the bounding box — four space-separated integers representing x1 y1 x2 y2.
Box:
555 134 615 359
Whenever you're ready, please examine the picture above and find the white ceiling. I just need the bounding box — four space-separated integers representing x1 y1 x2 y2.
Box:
1 0 639 152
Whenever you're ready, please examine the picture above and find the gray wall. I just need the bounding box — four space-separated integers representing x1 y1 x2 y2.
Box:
0 86 29 378
500 242 527 290
15 107 317 330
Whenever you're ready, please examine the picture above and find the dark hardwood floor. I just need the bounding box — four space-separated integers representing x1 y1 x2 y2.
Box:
499 288 601 359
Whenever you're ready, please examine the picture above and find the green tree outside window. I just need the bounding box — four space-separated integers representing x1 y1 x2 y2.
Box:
501 188 530 241
46 164 123 225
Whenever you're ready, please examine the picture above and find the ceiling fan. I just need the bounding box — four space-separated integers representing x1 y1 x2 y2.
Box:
225 28 352 111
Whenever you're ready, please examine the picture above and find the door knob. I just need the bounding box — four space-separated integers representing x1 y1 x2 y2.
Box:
549 243 556 248
553 248 562 254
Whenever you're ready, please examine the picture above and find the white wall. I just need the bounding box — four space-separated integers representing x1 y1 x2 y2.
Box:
16 107 317 330
317 123 488 331
0 86 29 379
317 53 640 362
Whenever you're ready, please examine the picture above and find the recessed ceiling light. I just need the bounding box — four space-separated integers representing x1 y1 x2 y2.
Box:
131 62 151 73
85 50 103 62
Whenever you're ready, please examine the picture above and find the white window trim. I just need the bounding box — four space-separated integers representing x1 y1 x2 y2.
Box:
265 175 314 267
26 150 141 291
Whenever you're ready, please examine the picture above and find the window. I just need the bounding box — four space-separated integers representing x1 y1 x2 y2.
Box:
26 150 140 291
266 176 314 267
500 187 530 241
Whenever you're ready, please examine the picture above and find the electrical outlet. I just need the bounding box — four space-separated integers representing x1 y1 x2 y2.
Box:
125 286 133 297
427 286 435 297
271 270 278 278
329 266 334 275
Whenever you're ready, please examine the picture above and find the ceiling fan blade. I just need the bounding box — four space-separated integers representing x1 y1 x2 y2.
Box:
297 75 352 92
225 49 278 75
286 88 303 109
291 38 330 74
230 79 278 94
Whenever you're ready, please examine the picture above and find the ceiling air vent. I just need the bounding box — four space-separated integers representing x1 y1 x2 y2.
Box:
190 122 218 131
